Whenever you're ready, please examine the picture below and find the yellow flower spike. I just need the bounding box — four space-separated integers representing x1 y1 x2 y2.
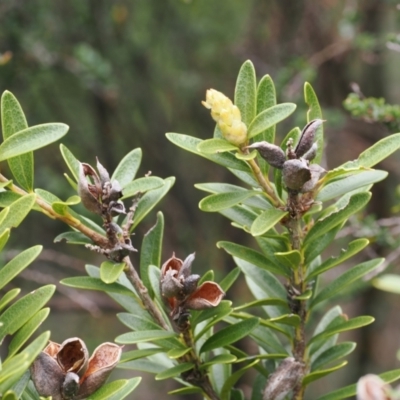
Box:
202 89 247 147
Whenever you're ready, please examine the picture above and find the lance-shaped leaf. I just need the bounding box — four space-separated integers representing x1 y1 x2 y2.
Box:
304 192 371 251
121 177 164 199
217 241 290 278
234 60 257 127
311 342 356 371
317 170 388 202
248 104 297 139
219 267 241 293
220 360 260 399
155 363 194 381
115 330 179 345
88 377 141 400
0 288 20 313
250 208 288 236
199 191 259 212
0 123 69 161
130 177 175 231
111 148 142 187
308 316 374 347
302 361 348 386
166 133 250 172
197 138 238 154
0 285 55 341
60 144 80 181
200 317 259 353
307 238 369 281
274 250 302 270
61 277 137 298
373 274 400 294
343 132 400 169
1 91 33 191
0 245 42 291
0 194 36 234
318 368 400 400
140 212 164 297
304 82 324 164
7 308 50 358
51 195 81 216
311 258 384 307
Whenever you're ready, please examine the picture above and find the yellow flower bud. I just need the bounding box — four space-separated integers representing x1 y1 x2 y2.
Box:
202 89 247 146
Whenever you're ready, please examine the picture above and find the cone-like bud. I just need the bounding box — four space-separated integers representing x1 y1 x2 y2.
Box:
202 89 247 146
246 142 286 169
282 159 311 191
295 119 324 158
356 374 391 400
263 357 304 400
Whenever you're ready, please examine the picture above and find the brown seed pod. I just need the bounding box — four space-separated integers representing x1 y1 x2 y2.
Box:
295 119 324 158
246 142 286 169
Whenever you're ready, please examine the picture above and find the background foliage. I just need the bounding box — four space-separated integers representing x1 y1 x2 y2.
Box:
1 1 400 398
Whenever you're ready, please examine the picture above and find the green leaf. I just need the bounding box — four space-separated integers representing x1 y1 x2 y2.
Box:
235 150 257 160
120 348 164 363
0 245 42 291
9 370 30 398
121 177 164 199
0 192 22 208
88 377 141 400
197 138 238 154
116 330 179 345
302 361 348 386
60 144 80 181
217 241 290 278
167 348 191 359
61 277 137 298
192 300 232 327
312 342 356 371
311 258 384 307
304 82 324 164
234 298 287 311
200 317 259 353
140 212 164 298
350 133 400 168
274 250 301 270
219 267 241 293
100 261 126 284
250 208 288 236
1 91 33 191
0 123 69 161
220 360 259 400
155 362 194 380
307 239 369 281
0 194 36 233
373 274 400 293
54 231 93 245
3 391 18 400
318 368 400 400
199 191 259 212
317 170 388 202
118 313 161 331
248 103 297 139
235 60 257 127
166 133 250 172
130 177 175 230
0 331 50 393
220 205 258 231
0 285 54 341
268 314 301 327
8 308 50 357
200 354 237 370
304 192 371 251
0 288 20 313
309 316 374 346
112 148 142 187
168 386 203 396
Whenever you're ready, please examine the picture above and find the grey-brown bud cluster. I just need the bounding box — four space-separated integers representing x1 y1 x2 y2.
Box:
30 338 122 400
78 158 125 217
247 119 326 193
160 253 225 327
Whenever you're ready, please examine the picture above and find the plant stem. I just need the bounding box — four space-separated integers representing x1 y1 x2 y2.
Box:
179 322 220 400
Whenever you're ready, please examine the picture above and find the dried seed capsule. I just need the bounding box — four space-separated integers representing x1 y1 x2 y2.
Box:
303 143 318 161
301 164 326 193
295 119 324 158
282 159 311 191
246 142 286 169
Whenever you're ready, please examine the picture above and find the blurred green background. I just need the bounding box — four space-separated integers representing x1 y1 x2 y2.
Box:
2 0 400 398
